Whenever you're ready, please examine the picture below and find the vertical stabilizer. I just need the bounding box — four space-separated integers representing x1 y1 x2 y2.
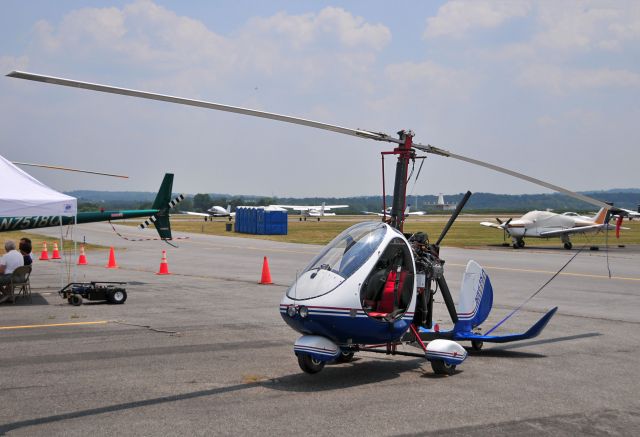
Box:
150 173 174 240
592 207 609 225
454 260 493 333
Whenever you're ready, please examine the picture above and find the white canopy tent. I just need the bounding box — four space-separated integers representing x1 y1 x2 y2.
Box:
1 154 78 289
0 154 76 217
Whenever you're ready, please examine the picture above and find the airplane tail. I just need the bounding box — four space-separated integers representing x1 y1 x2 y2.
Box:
592 206 609 225
226 204 231 214
453 260 493 333
320 202 326 216
140 173 183 240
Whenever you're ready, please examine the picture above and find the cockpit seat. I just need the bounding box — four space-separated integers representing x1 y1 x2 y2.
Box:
367 270 407 318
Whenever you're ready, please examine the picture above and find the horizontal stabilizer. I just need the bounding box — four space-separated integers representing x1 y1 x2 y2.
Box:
452 307 558 343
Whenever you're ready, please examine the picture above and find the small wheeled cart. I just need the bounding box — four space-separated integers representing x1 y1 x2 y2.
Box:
59 282 127 306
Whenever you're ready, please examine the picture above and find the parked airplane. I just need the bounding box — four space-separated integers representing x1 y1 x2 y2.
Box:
273 202 348 221
363 205 426 217
480 206 623 249
615 206 640 220
186 205 234 221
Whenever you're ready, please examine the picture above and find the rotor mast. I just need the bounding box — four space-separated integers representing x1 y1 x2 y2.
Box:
390 130 414 231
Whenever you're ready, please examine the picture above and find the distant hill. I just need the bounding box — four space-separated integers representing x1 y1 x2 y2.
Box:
66 189 640 214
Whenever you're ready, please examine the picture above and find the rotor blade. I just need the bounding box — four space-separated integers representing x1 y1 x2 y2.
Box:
12 161 128 178
7 71 398 145
435 190 472 247
413 143 610 210
7 71 614 209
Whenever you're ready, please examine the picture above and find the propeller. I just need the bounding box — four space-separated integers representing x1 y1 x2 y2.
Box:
419 190 472 325
5 70 612 210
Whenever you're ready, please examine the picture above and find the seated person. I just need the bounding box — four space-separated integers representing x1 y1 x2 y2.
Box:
19 237 33 266
0 240 25 303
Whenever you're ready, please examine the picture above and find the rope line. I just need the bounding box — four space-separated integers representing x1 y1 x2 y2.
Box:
484 241 590 335
108 220 189 242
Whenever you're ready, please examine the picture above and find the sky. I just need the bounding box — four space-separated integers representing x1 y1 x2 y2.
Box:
1 0 639 197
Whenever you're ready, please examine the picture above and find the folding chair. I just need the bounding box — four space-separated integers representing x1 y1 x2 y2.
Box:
7 265 32 303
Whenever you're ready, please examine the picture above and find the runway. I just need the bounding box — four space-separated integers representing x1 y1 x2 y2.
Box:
1 222 639 435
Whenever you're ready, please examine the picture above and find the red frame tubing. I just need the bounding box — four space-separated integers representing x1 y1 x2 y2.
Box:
410 324 428 352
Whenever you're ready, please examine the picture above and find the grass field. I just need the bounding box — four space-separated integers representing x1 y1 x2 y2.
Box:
0 230 105 253
131 215 640 248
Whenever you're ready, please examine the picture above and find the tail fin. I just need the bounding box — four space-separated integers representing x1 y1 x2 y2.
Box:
141 173 182 240
320 202 326 215
592 206 609 225
454 260 493 333
226 204 231 214
152 173 174 210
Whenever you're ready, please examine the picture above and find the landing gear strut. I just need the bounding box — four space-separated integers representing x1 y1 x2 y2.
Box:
512 238 525 249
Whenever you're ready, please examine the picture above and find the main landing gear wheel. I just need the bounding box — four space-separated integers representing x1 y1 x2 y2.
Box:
298 354 325 374
108 290 127 304
335 351 355 363
69 294 82 306
471 340 483 351
564 242 573 250
517 239 525 248
431 359 456 376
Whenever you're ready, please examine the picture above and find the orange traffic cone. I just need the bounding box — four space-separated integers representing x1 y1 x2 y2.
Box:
77 244 88 265
156 250 171 275
39 242 49 261
51 242 61 260
259 256 273 285
106 247 118 269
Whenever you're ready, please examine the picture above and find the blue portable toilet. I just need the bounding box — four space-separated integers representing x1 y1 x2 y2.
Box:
234 206 287 235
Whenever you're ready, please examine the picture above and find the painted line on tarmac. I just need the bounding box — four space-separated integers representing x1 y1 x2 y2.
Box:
0 321 109 330
449 263 640 282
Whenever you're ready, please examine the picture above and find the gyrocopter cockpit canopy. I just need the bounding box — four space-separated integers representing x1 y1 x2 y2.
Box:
286 221 388 300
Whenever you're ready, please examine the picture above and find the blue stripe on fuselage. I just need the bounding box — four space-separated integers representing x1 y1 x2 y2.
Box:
280 311 411 344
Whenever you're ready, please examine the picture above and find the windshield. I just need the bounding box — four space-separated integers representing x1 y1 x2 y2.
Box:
286 222 387 300
306 222 387 278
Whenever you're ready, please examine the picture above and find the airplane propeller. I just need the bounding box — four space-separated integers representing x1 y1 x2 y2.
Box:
6 70 613 212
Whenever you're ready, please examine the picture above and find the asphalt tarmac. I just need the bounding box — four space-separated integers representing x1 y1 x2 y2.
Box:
1 222 639 436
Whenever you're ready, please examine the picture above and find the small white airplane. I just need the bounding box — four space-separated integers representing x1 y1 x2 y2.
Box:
615 206 640 220
363 205 426 217
480 206 625 249
186 204 235 221
272 202 348 221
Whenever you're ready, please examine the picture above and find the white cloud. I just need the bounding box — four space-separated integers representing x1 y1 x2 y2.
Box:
518 64 640 94
28 1 391 96
245 7 391 51
533 2 635 52
424 0 531 39
384 60 477 99
34 0 231 67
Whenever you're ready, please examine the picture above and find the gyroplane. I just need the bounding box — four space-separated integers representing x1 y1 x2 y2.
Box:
7 71 619 375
